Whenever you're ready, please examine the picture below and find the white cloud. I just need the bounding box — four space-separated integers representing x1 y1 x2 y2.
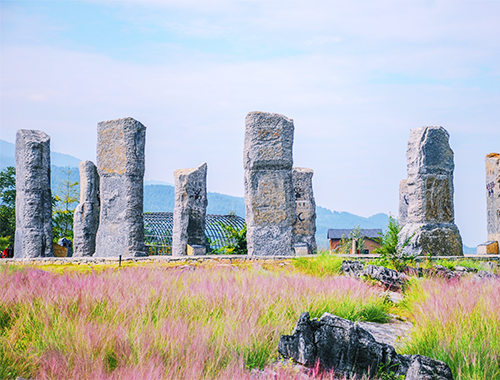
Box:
1 0 499 246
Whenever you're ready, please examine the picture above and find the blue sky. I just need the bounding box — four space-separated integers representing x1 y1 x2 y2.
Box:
1 0 499 247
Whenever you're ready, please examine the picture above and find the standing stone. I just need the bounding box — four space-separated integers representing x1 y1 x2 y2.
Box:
399 126 463 256
73 160 100 257
172 163 208 256
485 153 500 246
95 117 146 257
244 111 296 256
398 179 409 225
293 167 317 254
14 129 53 258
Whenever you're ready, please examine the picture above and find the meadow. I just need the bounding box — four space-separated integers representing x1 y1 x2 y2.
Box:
0 256 499 380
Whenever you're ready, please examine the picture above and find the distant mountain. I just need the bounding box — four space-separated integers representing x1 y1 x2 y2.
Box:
1 139 81 169
142 183 389 248
1 138 391 248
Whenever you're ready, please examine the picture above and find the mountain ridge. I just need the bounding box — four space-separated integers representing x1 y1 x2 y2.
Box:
1 139 390 247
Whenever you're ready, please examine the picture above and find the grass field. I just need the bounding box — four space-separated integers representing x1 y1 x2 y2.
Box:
0 258 498 380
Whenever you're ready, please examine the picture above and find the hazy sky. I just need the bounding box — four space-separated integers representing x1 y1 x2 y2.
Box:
1 0 499 246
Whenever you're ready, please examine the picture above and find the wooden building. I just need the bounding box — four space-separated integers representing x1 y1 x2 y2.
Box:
327 229 382 254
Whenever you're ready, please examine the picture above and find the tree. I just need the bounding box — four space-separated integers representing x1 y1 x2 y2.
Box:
0 166 16 248
373 215 415 271
52 167 79 242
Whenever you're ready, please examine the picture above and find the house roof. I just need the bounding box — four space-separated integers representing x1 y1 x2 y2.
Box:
327 228 382 240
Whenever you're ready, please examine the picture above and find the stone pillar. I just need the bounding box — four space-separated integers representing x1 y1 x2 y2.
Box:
73 160 100 257
244 111 296 256
172 163 208 256
398 179 408 225
485 153 500 247
14 129 53 258
399 126 463 256
95 117 146 257
292 167 317 254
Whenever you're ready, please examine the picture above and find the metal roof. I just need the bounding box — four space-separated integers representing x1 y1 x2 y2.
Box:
327 228 382 240
143 212 246 255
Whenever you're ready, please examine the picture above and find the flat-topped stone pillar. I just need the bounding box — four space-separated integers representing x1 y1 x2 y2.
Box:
172 163 208 256
398 179 408 225
73 160 100 257
292 167 317 254
484 153 500 252
244 111 296 256
14 129 53 258
399 126 463 256
95 117 147 257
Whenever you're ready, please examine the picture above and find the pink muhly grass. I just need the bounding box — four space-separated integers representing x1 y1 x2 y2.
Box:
1 264 388 379
401 277 500 380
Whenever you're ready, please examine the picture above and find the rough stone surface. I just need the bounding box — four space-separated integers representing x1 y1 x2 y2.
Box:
472 270 500 283
398 179 409 225
363 264 408 291
358 320 413 347
477 241 499 255
95 117 146 257
73 160 100 257
486 153 500 244
399 126 463 256
341 260 364 278
279 312 454 380
244 111 296 256
14 129 53 258
341 261 408 290
292 167 316 254
172 163 208 256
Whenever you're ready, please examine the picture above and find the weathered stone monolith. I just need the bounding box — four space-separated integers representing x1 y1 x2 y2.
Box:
73 160 100 257
485 153 500 247
95 117 146 257
399 126 463 256
14 129 53 258
398 179 408 225
244 111 296 256
292 167 316 254
172 163 208 256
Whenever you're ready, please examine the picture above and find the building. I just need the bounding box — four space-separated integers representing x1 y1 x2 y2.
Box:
327 229 382 254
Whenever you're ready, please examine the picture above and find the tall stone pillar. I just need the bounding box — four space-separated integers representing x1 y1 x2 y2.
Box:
292 167 316 254
244 111 296 256
486 153 500 245
14 129 53 258
73 160 100 257
399 126 463 256
95 117 146 257
398 179 409 225
172 163 208 256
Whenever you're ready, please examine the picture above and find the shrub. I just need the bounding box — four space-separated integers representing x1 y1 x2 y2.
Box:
373 216 415 271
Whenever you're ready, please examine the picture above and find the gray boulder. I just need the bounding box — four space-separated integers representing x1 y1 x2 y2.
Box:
341 260 364 278
95 117 147 257
363 265 408 291
472 270 500 283
485 153 500 245
292 167 317 254
279 312 454 380
244 111 296 256
172 163 208 256
14 129 53 258
73 160 100 257
400 126 463 256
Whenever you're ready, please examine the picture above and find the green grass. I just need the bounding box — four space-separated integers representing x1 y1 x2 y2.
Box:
398 277 500 379
291 250 344 277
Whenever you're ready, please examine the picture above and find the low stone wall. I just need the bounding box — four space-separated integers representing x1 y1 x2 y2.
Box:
2 254 498 267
